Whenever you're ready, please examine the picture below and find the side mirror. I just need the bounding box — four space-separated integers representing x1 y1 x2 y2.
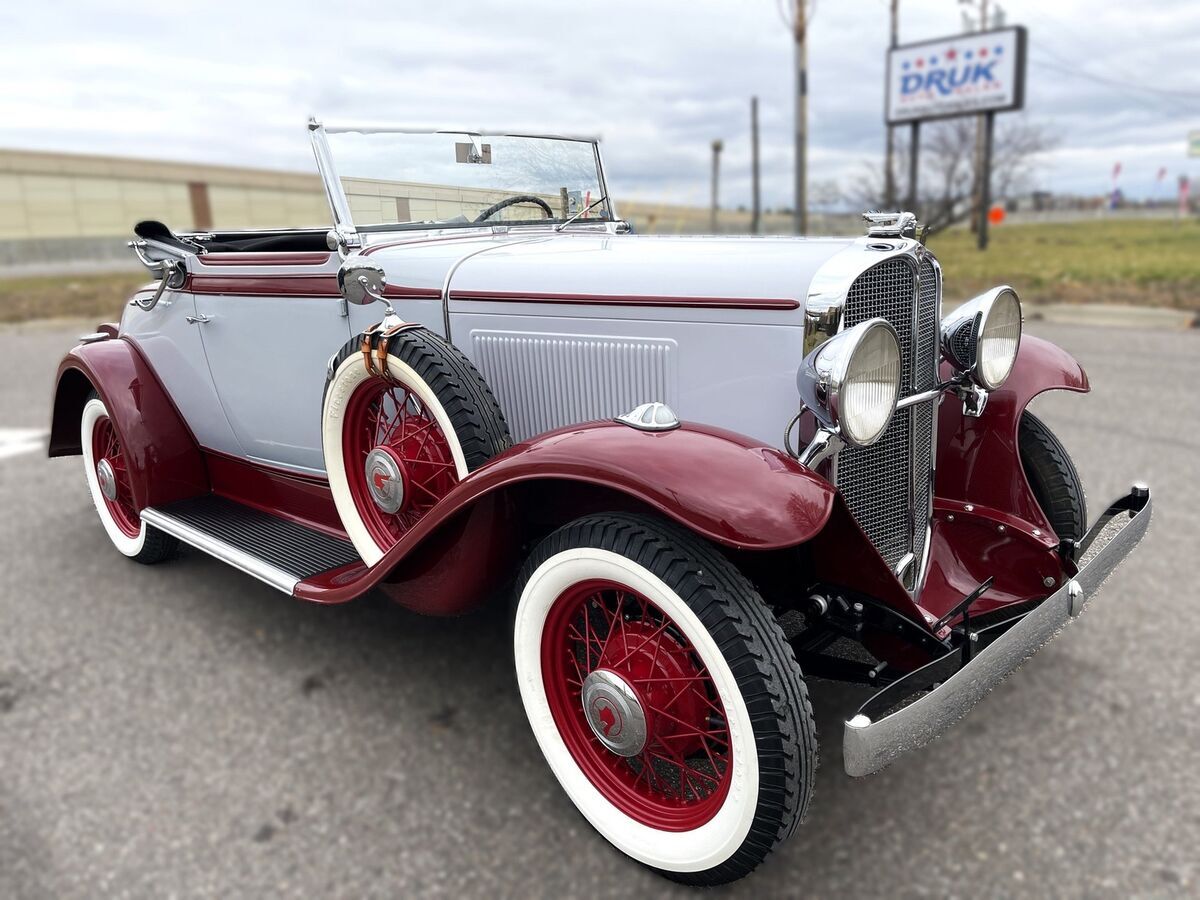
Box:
337 258 387 306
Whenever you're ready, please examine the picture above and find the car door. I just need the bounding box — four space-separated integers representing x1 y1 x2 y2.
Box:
190 253 353 474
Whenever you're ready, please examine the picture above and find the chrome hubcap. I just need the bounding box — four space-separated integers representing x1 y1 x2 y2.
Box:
581 670 647 757
365 446 406 514
96 458 118 501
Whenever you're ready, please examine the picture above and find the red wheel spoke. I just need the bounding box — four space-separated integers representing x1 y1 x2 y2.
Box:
645 703 720 741
407 477 444 503
542 579 733 829
398 417 436 449
597 598 622 662
688 685 727 718
410 458 457 471
92 416 140 537
343 377 461 552
606 618 672 670
645 746 720 789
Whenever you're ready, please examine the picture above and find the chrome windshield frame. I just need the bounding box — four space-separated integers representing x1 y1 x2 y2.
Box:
307 117 616 243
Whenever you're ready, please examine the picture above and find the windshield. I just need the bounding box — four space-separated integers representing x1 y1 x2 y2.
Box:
323 130 610 231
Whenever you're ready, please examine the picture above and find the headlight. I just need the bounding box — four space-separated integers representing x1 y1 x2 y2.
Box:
941 286 1022 391
797 318 901 448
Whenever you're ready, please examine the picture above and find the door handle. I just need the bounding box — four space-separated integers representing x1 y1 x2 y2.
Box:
185 314 211 325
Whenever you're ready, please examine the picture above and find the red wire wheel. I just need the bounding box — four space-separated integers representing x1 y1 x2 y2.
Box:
342 378 460 550
91 413 140 538
541 579 733 831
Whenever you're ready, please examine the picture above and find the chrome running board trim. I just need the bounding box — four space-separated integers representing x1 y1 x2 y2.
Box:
141 507 300 595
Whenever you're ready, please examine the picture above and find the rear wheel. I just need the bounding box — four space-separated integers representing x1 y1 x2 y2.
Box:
80 395 177 563
1018 411 1087 543
512 513 816 884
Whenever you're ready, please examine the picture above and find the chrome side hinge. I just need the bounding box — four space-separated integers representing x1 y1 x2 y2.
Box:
797 427 845 469
957 383 989 418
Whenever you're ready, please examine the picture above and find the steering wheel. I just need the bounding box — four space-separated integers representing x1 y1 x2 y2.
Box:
474 194 555 223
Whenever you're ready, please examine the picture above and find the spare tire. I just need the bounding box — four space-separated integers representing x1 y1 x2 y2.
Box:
322 327 511 565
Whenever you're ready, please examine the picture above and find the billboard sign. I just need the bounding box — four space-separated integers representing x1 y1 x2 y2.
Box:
886 26 1027 124
1189 131 1200 157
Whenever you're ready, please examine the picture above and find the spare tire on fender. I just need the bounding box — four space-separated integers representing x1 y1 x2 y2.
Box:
322 326 512 566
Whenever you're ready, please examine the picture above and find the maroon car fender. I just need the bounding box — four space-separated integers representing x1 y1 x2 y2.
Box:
49 338 208 511
887 335 1092 628
295 421 838 606
936 334 1090 533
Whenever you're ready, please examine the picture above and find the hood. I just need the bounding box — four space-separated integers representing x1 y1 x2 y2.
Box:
366 232 855 318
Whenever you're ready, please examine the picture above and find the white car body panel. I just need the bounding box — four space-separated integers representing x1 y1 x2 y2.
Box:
193 292 351 473
120 286 243 459
125 229 854 473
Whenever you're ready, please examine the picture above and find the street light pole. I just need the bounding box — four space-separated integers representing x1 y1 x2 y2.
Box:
750 96 761 234
711 139 723 234
793 1 808 234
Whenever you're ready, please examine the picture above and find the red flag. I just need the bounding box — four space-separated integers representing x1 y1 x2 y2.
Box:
1157 167 1168 181
1112 162 1122 180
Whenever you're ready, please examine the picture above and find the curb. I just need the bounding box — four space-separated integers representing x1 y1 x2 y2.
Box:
1024 303 1199 331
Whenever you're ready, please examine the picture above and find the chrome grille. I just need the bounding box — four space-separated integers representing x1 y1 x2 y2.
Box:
910 259 940 575
914 259 940 391
835 254 940 587
837 407 913 568
844 258 917 389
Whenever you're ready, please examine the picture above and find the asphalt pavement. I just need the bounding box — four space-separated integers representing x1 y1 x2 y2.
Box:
0 318 1196 899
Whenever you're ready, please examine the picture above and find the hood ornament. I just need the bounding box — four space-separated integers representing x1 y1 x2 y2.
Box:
862 211 919 239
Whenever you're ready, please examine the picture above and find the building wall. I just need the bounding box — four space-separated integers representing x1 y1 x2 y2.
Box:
0 147 852 272
0 149 329 240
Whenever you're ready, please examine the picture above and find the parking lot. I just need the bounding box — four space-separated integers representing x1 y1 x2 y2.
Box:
0 318 1195 898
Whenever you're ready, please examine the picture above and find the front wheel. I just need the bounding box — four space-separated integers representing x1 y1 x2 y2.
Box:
1018 411 1087 543
512 513 816 884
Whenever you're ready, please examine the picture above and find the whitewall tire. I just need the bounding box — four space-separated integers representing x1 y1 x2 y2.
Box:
80 395 177 563
513 513 816 885
321 328 511 566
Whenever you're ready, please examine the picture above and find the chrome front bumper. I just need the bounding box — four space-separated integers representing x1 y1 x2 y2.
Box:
843 484 1153 777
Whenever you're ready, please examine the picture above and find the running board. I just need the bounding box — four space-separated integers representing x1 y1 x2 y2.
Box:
141 495 361 595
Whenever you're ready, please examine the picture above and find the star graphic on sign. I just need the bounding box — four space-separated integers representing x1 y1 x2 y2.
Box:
946 48 957 60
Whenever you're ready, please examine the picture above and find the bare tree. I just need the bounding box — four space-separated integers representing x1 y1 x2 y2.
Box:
849 117 1058 235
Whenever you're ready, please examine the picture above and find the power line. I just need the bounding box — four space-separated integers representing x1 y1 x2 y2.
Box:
1030 57 1200 116
1030 51 1200 102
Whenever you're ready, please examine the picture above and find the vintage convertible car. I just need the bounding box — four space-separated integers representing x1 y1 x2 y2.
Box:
49 120 1150 884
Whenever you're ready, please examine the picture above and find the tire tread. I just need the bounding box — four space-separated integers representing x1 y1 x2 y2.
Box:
1018 411 1087 543
515 512 816 885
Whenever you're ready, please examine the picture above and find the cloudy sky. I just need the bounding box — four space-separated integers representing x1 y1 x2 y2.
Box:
3 1 1197 209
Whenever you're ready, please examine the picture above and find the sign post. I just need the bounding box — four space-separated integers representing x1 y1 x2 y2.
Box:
907 122 920 212
885 26 1027 248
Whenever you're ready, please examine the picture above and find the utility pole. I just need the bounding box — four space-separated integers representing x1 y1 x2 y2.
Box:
978 111 995 250
710 139 723 234
907 121 920 215
961 0 992 233
792 1 808 234
884 0 899 209
750 96 761 234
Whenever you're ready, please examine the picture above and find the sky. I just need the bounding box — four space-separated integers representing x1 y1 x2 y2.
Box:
1 0 1197 210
